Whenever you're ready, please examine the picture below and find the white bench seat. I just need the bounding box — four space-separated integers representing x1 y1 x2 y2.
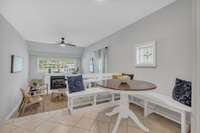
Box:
66 73 116 113
134 92 191 133
144 92 191 113
67 87 107 112
67 87 105 98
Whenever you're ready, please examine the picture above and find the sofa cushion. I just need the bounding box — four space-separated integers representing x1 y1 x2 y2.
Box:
112 75 122 80
172 78 192 107
67 75 85 93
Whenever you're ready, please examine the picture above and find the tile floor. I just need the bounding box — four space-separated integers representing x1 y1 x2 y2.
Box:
0 104 181 133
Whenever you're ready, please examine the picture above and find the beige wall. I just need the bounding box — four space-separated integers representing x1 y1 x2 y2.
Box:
0 14 29 120
82 0 193 96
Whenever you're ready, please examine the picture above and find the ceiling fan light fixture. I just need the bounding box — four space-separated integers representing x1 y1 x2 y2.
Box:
57 37 76 47
60 43 66 47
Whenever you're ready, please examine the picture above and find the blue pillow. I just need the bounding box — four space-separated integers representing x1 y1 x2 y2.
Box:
67 75 85 93
172 78 192 107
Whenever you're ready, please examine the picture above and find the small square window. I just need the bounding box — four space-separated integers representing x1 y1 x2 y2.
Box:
135 41 156 67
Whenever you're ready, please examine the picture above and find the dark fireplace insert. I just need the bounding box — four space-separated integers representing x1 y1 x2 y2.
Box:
50 76 66 90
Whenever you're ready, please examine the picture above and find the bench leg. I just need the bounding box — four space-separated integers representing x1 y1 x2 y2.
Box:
181 111 187 133
93 95 97 106
112 93 115 104
67 97 70 112
144 101 153 117
69 97 73 114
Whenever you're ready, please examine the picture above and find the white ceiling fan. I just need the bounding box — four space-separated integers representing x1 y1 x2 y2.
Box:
58 37 77 47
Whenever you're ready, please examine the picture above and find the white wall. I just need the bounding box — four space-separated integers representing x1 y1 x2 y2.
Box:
196 0 200 131
0 15 29 120
27 41 84 80
82 0 193 96
192 0 200 132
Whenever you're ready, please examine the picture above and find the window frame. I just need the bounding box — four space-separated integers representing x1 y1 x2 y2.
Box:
89 57 95 73
135 41 157 68
37 57 79 74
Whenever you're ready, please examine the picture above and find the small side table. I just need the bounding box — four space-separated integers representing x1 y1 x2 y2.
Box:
51 89 66 101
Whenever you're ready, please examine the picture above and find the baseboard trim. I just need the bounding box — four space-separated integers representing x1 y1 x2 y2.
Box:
5 100 21 120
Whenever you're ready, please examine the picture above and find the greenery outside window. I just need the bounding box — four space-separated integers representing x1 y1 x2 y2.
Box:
38 58 79 74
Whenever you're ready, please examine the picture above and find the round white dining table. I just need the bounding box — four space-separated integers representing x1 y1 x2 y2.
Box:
97 79 156 133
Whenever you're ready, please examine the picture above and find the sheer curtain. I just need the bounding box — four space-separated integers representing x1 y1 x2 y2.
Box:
94 47 108 73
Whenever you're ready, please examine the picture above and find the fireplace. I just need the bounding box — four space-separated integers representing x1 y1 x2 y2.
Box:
50 76 66 90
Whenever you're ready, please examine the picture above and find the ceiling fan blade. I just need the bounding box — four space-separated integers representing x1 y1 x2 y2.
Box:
66 43 76 47
56 37 77 47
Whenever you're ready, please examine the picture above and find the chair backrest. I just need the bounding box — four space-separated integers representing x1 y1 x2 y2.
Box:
20 88 26 98
20 88 33 104
20 88 31 99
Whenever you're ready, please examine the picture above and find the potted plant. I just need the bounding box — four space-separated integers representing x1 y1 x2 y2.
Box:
30 80 39 92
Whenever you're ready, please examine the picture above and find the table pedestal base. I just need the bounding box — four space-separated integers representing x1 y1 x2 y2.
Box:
106 93 149 133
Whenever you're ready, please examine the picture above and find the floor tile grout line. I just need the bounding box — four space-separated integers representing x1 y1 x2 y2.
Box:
1 105 181 133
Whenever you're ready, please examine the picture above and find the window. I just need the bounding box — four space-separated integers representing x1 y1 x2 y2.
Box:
89 58 94 73
38 58 79 73
135 41 156 67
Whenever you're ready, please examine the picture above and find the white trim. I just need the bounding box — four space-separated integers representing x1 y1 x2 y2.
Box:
135 40 157 68
5 99 21 120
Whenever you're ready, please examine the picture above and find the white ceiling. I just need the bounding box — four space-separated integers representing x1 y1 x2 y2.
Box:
0 0 176 47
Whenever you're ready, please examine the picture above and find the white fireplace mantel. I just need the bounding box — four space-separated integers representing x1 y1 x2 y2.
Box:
44 73 71 92
44 73 113 92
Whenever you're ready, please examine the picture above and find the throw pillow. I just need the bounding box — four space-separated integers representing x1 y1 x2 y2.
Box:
172 78 192 107
67 75 85 93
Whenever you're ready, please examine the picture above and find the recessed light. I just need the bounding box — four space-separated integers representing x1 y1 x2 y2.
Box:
96 0 104 2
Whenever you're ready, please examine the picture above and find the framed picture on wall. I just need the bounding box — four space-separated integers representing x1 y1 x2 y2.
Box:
11 55 24 73
135 41 156 67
